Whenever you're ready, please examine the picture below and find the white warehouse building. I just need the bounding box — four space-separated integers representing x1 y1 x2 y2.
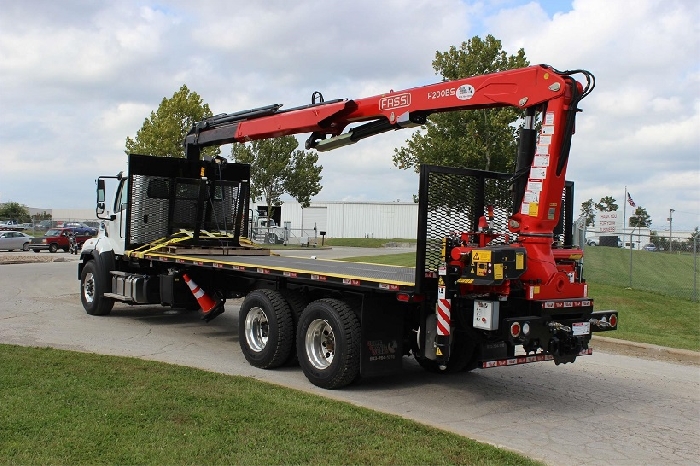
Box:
258 201 419 239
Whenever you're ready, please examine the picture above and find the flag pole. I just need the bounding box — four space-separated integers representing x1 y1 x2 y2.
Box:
623 186 627 237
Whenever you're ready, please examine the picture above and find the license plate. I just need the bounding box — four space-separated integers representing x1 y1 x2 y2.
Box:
572 322 590 336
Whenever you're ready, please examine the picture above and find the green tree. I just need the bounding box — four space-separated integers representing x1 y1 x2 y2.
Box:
125 85 219 159
595 196 618 212
629 206 652 227
0 201 30 223
580 198 596 227
392 35 529 173
231 136 322 218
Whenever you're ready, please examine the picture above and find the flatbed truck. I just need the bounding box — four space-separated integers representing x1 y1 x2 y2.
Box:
79 64 618 389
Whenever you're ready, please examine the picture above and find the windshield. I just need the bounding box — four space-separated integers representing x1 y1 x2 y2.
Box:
45 229 62 237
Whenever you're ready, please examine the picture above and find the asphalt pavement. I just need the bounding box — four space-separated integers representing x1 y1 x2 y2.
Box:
1 248 699 465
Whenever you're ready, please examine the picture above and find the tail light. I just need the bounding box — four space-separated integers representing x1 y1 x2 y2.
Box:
510 322 521 338
609 314 618 327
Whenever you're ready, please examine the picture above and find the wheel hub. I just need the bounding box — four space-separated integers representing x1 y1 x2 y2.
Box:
305 319 335 369
83 273 95 303
245 307 269 352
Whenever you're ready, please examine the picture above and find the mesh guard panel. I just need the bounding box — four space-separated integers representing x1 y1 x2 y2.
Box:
415 165 573 294
125 154 249 250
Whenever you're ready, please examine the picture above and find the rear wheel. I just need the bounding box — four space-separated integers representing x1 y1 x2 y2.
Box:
239 290 294 369
279 290 308 366
297 299 361 389
80 260 114 316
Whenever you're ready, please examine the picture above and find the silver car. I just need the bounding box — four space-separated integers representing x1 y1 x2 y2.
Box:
0 231 32 251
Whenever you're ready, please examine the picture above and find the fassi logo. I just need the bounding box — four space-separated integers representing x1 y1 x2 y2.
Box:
379 93 411 110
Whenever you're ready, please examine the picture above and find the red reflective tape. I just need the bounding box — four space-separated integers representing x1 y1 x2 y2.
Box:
437 299 451 336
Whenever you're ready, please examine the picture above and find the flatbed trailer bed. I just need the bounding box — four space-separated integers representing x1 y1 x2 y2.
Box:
131 250 416 292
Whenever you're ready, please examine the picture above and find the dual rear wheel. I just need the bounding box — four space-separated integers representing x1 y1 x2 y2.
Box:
239 293 361 389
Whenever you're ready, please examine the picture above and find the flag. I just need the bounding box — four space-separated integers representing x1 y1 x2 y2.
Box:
627 192 636 207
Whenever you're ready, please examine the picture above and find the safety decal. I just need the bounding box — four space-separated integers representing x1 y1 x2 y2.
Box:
471 250 492 262
526 180 543 193
545 111 555 125
528 202 539 217
538 135 552 145
529 167 547 180
534 154 550 167
524 190 540 203
494 263 503 280
536 144 549 155
541 125 555 135
520 202 530 215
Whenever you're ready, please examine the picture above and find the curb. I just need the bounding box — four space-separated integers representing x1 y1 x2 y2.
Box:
591 335 700 365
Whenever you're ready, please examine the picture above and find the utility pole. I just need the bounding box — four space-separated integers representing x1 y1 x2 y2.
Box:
668 208 675 253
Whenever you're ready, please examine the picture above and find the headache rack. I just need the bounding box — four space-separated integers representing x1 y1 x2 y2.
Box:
124 154 251 251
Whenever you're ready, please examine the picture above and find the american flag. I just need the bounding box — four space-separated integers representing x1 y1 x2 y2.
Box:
627 192 636 207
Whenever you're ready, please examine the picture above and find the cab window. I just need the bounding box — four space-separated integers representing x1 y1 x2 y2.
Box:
114 179 129 213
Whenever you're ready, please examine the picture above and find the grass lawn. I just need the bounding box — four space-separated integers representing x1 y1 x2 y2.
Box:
0 344 539 466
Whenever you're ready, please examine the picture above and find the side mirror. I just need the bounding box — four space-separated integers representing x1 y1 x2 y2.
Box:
96 179 106 217
97 179 106 203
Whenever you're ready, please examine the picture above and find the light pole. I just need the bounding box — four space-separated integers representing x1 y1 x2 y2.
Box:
668 208 675 253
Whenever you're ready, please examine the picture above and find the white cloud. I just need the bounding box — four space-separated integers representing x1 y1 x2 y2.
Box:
0 0 697 231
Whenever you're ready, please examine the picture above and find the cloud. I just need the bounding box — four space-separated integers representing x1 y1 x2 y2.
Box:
485 0 700 230
0 0 697 232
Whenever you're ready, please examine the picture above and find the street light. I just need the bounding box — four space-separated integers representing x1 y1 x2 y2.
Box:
668 208 675 253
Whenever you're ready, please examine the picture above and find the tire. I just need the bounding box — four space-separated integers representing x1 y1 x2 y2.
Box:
239 289 294 369
297 299 361 389
32 249 39 253
279 290 309 366
49 243 58 253
80 260 114 316
22 242 29 251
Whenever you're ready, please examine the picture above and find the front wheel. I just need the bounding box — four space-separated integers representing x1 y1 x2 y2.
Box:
80 260 114 315
22 242 29 251
49 243 58 253
239 290 294 369
297 299 361 389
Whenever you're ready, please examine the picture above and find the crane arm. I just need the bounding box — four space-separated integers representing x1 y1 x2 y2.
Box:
184 64 594 240
184 64 592 158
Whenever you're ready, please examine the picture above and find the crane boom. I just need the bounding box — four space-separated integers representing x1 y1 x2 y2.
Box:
184 63 595 300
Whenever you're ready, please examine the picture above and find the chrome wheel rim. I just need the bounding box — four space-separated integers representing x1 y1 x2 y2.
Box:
245 307 269 352
305 319 335 370
83 272 95 304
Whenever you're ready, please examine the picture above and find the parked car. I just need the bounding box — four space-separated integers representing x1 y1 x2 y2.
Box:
0 231 33 251
0 220 25 231
642 243 658 251
63 222 98 236
31 228 94 253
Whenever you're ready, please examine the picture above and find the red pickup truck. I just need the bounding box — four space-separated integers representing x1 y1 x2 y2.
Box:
31 228 94 253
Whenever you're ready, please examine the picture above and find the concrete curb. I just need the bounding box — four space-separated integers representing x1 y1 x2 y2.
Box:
592 335 700 365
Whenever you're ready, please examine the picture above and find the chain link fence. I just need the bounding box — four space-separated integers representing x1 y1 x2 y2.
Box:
574 220 698 302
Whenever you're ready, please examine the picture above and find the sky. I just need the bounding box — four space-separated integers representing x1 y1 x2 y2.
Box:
1 0 698 231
